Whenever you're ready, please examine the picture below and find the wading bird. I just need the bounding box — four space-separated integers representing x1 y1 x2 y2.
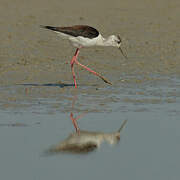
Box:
41 25 127 88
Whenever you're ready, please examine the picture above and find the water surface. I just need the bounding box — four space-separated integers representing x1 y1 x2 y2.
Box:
0 76 179 180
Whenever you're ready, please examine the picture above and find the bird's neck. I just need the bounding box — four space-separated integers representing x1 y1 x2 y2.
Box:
96 35 113 47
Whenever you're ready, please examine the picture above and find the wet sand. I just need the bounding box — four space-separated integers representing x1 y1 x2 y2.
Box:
0 0 179 112
0 0 180 86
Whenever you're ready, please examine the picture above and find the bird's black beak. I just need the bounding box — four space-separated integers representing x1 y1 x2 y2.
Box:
119 46 128 60
117 35 128 59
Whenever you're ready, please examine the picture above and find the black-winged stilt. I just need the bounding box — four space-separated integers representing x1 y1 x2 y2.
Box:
47 119 127 154
41 25 127 88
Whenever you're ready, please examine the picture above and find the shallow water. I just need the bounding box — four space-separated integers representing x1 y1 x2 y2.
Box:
0 75 180 180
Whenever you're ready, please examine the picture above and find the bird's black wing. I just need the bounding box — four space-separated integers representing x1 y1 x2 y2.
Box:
41 25 99 39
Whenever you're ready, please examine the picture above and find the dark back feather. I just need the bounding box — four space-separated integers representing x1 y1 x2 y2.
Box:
41 25 99 39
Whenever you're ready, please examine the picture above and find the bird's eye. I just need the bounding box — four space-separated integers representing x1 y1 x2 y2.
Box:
116 40 121 44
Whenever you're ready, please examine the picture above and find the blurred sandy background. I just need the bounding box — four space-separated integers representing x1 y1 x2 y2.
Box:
0 0 179 85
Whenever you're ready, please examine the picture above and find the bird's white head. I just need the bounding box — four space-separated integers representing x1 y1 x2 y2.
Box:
106 35 121 47
105 35 128 59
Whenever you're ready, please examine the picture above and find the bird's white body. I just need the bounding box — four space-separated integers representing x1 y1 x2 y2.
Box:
69 34 104 48
56 31 107 48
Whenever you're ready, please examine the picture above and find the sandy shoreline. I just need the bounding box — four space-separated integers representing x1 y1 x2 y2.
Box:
0 0 180 86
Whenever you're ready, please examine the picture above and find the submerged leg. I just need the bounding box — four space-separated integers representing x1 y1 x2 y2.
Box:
75 60 112 85
70 112 80 133
70 48 80 88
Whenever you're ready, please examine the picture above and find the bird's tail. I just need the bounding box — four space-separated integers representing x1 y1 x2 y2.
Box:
40 25 59 32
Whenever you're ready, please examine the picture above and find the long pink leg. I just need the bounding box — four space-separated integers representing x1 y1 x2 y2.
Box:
70 112 80 133
75 60 112 85
70 48 80 88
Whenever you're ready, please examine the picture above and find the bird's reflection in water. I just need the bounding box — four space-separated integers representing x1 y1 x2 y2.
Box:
46 96 127 155
47 120 127 154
